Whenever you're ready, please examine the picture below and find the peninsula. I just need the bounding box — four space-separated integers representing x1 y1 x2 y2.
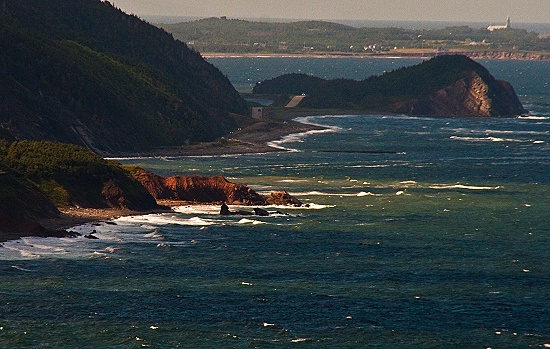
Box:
253 55 526 117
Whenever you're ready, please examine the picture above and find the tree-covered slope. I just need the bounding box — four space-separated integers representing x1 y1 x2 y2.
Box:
2 140 158 210
0 139 161 238
254 55 526 117
0 0 249 153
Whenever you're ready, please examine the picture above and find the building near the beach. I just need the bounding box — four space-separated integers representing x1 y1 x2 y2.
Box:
487 16 511 31
252 107 263 119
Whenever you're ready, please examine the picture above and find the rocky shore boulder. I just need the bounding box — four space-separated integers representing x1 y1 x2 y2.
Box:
130 167 303 206
266 191 304 206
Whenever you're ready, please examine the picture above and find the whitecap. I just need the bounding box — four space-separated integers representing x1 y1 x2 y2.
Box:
104 246 120 254
277 179 309 183
429 184 500 190
115 214 214 226
143 229 165 240
450 136 528 143
291 191 332 196
237 218 266 225
11 265 37 272
357 191 379 197
400 180 417 185
518 115 550 120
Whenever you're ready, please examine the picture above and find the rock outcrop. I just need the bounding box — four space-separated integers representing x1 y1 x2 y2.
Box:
131 168 302 206
390 70 526 117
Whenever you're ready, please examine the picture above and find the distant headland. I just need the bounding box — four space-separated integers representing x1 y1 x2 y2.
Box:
158 17 550 60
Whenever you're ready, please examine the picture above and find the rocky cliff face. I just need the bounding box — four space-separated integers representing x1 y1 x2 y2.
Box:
390 71 526 117
131 168 302 206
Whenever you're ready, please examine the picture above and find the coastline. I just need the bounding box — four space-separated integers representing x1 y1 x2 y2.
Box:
0 115 331 243
203 50 550 61
106 117 327 158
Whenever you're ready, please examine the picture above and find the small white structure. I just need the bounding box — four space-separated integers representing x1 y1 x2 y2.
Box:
252 107 263 119
487 16 511 31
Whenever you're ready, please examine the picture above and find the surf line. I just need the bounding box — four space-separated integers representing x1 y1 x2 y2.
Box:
317 149 400 154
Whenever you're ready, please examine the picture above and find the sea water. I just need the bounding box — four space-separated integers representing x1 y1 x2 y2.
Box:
1 58 550 348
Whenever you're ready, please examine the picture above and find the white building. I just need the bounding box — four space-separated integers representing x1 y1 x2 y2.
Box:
487 16 511 31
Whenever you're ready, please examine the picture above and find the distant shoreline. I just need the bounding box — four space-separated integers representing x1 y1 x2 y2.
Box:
203 51 550 61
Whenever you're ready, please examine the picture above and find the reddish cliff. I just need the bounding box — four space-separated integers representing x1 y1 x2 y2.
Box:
390 70 526 117
131 168 302 206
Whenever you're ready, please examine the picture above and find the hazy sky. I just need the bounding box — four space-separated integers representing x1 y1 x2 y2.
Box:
111 0 550 23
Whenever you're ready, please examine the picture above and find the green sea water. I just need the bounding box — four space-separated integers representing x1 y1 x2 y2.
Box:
1 59 550 348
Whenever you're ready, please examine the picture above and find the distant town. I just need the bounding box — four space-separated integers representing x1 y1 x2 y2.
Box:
158 17 550 59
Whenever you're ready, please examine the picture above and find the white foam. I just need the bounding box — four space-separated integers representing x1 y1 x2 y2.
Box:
265 115 344 152
450 136 528 143
277 179 309 183
237 218 267 225
0 237 87 260
11 265 37 272
429 184 500 190
292 190 332 196
143 229 165 240
115 214 214 226
173 205 222 215
267 126 340 152
357 191 380 197
518 115 550 120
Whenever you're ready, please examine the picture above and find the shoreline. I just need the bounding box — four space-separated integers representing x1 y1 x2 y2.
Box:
106 117 328 158
202 51 550 61
1 115 334 243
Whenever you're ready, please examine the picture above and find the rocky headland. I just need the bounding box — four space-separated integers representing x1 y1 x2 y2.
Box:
253 55 527 118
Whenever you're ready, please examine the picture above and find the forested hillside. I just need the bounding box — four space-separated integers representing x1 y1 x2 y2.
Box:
0 0 250 153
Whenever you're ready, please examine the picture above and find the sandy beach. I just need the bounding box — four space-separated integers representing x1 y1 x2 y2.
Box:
106 117 326 158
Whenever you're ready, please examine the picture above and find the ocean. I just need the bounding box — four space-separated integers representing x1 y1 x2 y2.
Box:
1 58 550 348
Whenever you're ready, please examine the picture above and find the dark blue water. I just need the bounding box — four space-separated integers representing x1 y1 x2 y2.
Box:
1 59 550 348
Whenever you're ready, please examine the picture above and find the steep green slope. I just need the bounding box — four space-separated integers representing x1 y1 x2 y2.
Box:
0 139 161 238
0 0 250 153
2 140 158 210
